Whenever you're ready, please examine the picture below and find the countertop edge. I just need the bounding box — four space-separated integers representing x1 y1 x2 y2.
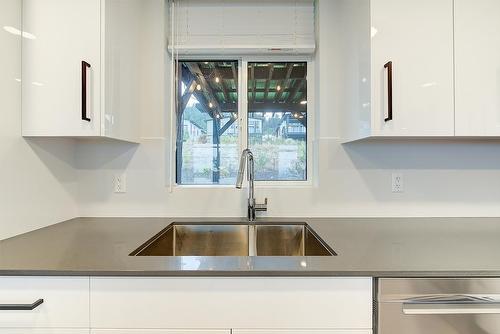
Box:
1 270 499 277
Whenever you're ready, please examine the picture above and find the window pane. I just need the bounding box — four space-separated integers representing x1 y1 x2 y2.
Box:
176 61 239 185
248 62 307 181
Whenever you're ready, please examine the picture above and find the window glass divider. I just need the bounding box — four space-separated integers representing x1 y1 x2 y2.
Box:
240 59 249 188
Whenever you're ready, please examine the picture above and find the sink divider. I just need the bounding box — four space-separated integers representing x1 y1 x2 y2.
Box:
248 225 257 256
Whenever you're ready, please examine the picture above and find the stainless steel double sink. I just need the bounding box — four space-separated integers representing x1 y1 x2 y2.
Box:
130 222 336 257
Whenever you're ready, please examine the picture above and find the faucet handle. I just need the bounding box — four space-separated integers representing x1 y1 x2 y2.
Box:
255 198 268 212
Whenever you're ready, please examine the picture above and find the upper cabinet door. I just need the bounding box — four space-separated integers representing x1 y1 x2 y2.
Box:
22 0 101 137
371 0 454 136
455 0 500 136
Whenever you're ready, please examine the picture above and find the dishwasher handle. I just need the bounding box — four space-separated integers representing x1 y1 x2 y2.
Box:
402 295 500 315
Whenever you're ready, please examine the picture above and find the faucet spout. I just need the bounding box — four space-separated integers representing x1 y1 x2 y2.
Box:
236 149 251 189
236 149 267 221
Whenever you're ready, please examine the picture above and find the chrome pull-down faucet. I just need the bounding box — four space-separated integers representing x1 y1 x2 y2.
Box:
236 149 268 221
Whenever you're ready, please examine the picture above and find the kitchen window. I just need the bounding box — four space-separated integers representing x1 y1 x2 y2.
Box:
169 0 314 186
175 60 240 185
175 60 311 186
247 62 308 181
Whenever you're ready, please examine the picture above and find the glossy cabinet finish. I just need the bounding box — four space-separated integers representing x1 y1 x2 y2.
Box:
0 330 88 334
90 277 372 329
22 0 140 142
92 331 230 334
455 0 500 136
0 277 89 328
377 278 500 334
338 0 455 141
233 331 371 334
0 276 372 332
371 0 454 136
101 0 141 141
22 0 101 137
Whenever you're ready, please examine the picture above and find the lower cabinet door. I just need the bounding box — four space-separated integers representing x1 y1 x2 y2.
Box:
0 276 89 328
90 277 372 329
91 331 230 334
233 331 371 334
0 330 89 334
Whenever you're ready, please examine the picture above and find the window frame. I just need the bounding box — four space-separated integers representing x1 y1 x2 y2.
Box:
173 55 314 188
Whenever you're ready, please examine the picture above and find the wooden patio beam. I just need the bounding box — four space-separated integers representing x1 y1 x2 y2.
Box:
263 63 274 100
185 62 221 113
274 63 294 102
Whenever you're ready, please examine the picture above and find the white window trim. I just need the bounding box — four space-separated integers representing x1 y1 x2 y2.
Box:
173 55 315 188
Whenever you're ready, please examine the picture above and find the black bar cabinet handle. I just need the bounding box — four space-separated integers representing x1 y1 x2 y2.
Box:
0 299 44 311
384 61 393 122
82 61 91 122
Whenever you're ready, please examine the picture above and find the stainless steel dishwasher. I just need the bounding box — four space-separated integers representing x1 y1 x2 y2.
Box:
377 278 500 334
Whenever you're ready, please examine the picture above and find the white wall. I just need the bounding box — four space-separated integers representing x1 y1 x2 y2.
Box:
0 0 78 239
75 0 500 218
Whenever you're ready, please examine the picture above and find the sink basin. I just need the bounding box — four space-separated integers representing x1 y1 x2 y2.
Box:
130 223 336 256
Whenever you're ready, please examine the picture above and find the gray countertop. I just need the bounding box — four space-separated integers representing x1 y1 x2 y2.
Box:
1 217 499 277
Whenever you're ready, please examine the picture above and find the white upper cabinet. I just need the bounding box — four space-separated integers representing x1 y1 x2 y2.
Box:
454 0 500 136
22 0 141 142
22 0 101 138
370 0 454 137
338 0 455 141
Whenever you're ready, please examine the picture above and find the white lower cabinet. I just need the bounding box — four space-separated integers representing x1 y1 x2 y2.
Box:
233 331 371 334
92 331 230 334
90 331 370 334
0 330 89 334
0 276 372 333
90 277 372 330
0 277 89 328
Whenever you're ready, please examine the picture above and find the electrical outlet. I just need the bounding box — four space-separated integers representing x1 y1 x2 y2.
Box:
392 173 404 193
113 173 127 193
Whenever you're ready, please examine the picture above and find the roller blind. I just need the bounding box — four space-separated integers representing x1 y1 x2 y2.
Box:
169 0 316 55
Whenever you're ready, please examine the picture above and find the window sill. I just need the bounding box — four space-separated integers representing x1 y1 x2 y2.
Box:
255 181 313 188
174 184 236 189
173 181 312 189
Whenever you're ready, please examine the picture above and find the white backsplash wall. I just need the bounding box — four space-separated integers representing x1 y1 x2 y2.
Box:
0 0 78 240
76 0 500 218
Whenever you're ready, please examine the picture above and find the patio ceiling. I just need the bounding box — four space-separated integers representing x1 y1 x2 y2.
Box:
179 61 307 115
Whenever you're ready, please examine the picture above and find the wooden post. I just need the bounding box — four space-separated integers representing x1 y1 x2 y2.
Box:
212 117 221 183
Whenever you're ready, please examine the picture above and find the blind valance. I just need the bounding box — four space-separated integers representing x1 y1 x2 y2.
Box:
169 0 316 55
